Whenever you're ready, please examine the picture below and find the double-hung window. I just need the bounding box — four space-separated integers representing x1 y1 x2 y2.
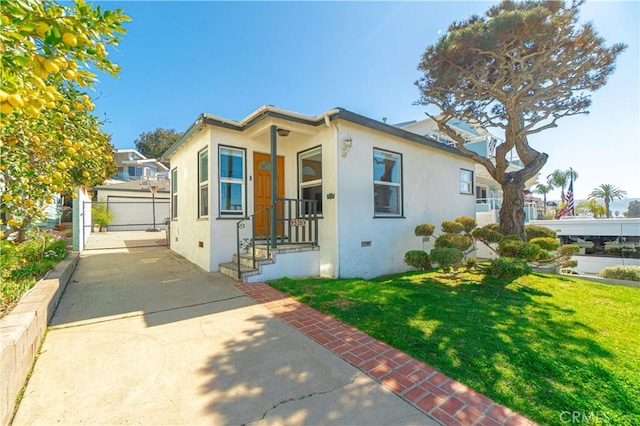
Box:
171 168 178 219
198 149 209 217
373 149 402 216
298 147 322 214
460 169 474 194
219 147 245 216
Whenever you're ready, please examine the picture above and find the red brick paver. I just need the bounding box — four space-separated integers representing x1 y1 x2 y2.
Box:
235 283 537 426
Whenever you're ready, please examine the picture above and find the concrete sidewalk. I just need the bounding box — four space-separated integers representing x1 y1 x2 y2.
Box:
13 248 437 425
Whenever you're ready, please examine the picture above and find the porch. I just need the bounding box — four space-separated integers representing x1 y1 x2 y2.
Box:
220 197 320 282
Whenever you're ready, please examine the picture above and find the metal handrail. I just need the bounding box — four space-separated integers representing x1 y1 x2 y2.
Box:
235 198 319 280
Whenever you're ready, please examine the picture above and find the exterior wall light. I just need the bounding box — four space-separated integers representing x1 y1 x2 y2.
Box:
341 136 352 158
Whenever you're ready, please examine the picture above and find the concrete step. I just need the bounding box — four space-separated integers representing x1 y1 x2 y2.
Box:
232 253 272 269
219 262 259 281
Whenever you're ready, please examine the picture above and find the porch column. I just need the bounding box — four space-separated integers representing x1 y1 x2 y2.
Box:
270 125 278 248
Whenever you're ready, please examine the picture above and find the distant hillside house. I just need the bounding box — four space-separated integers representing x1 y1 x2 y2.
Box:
113 149 169 181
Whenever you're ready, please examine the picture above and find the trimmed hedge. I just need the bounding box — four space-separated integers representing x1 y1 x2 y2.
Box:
430 247 464 272
598 265 640 282
414 224 435 237
525 224 557 241
404 250 431 270
487 257 532 279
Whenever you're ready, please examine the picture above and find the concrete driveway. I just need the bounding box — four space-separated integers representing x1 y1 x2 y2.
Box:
13 247 437 425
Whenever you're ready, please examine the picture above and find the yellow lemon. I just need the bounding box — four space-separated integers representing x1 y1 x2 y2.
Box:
43 59 60 74
62 33 78 47
63 139 73 147
1 103 15 114
0 89 8 102
63 69 76 79
57 161 67 169
3 193 13 201
7 93 25 107
53 171 62 179
71 193 78 199
82 171 90 178
66 147 76 155
61 104 70 113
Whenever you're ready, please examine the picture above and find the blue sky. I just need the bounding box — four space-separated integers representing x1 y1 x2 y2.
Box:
91 1 640 200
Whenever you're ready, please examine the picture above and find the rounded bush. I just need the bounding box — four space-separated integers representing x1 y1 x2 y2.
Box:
414 223 435 237
455 216 477 233
441 220 464 234
598 265 640 282
487 257 532 280
430 247 464 272
472 226 504 244
497 239 542 261
434 233 473 252
530 237 560 251
404 250 430 270
525 224 557 241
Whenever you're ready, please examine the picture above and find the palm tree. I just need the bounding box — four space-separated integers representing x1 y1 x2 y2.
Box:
547 168 579 203
588 184 627 218
534 183 554 217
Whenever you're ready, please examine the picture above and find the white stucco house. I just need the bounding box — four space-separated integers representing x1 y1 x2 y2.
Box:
163 106 477 282
399 117 541 226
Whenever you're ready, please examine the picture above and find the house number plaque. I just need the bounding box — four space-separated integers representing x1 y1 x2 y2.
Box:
290 219 307 227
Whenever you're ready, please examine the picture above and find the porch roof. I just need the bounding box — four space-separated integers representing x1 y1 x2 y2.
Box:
162 105 467 161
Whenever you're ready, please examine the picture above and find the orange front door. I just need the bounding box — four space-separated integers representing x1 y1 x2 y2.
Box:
253 152 285 237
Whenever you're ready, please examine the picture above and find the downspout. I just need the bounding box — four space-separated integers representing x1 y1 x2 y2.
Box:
327 115 341 278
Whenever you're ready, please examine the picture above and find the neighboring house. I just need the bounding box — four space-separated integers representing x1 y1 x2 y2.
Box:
113 149 169 181
163 105 477 281
399 117 540 225
91 178 170 232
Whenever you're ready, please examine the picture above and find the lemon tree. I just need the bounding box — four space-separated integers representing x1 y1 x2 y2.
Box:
1 0 130 241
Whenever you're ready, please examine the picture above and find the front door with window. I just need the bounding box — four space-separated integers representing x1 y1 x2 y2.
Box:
253 152 284 237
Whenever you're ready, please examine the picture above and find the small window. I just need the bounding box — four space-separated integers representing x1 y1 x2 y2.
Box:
460 169 473 194
198 149 209 217
219 147 245 216
476 186 488 203
373 149 402 216
171 168 178 219
298 147 322 214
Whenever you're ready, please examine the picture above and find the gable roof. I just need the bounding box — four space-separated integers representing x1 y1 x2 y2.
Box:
162 106 468 160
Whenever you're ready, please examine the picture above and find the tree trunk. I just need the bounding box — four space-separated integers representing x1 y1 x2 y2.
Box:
498 173 527 240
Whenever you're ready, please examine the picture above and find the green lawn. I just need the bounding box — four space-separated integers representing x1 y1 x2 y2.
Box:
269 272 639 425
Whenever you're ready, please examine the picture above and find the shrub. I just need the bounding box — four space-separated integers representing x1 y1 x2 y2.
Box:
486 257 532 280
497 239 542 261
404 250 430 270
597 265 640 282
455 216 477 233
530 237 560 251
434 234 473 252
414 223 435 237
441 220 464 234
430 247 464 272
472 226 504 244
91 204 113 226
525 224 557 241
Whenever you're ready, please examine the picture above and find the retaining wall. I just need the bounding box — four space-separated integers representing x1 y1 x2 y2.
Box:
0 253 79 425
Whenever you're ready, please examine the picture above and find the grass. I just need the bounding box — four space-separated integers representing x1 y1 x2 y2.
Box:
1 229 69 318
269 271 640 425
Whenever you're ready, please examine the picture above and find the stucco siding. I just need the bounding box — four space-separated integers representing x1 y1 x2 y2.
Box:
335 122 476 278
168 127 213 271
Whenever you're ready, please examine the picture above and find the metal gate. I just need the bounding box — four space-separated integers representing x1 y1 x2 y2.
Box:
83 199 170 250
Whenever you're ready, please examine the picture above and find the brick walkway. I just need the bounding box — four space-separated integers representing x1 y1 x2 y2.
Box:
234 283 535 426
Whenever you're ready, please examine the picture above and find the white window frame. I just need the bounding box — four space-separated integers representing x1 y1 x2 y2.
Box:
218 146 245 217
171 168 178 219
198 148 209 218
373 148 403 217
298 146 322 215
460 169 474 194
